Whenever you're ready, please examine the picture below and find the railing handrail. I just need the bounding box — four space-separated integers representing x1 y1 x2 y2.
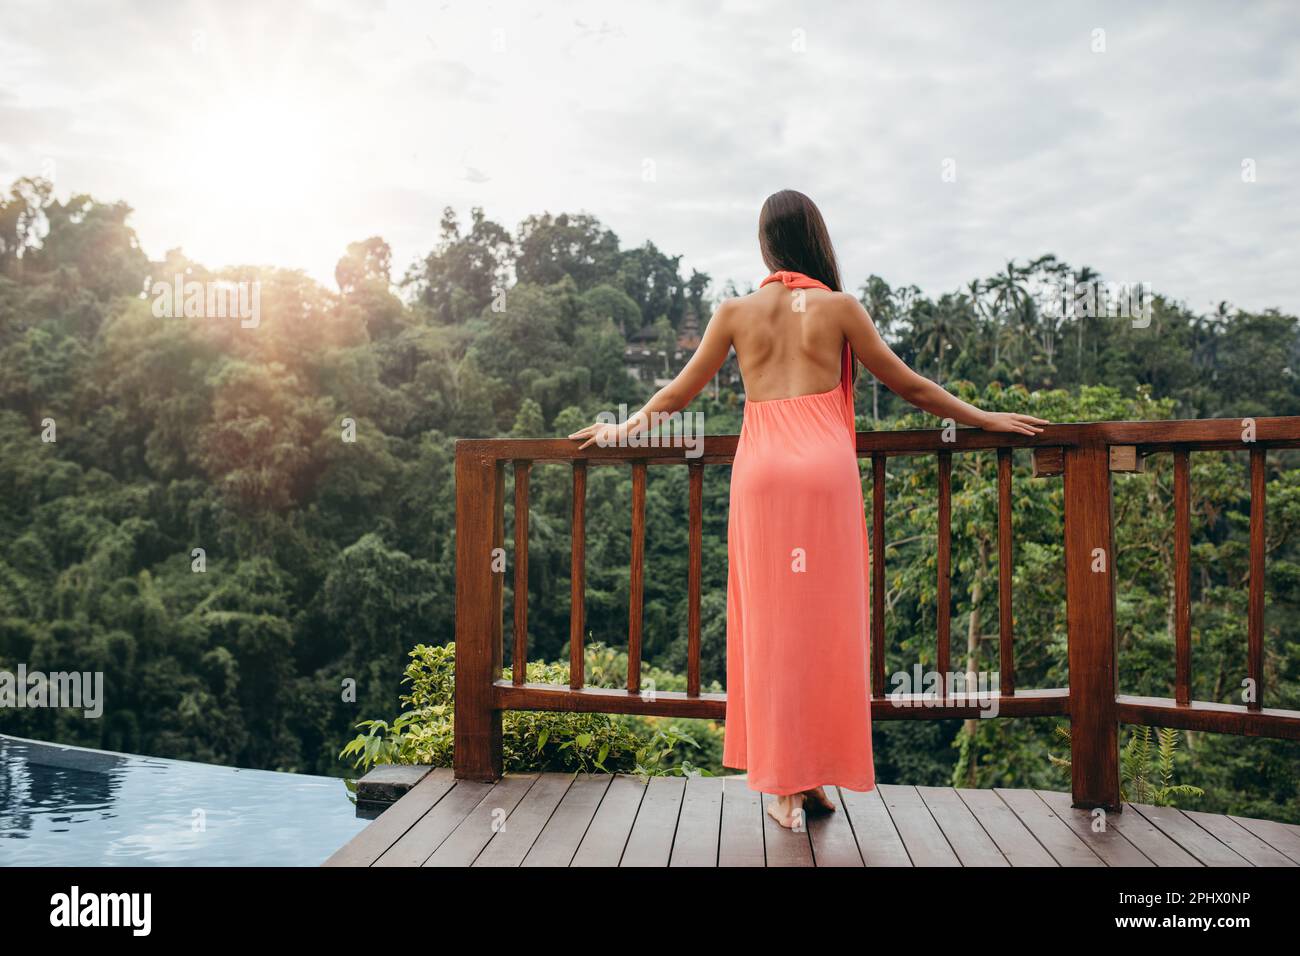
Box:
455 415 1300 462
453 415 1300 812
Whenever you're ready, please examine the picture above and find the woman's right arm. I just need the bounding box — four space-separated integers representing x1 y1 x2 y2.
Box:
837 294 1048 436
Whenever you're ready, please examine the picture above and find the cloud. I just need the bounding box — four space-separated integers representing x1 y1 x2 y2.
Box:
0 0 1295 312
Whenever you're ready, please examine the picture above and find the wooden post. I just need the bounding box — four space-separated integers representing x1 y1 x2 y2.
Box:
1172 448 1191 705
512 461 530 685
871 453 886 697
453 448 504 782
569 461 588 690
687 461 703 697
628 461 646 693
1063 441 1121 812
936 452 951 699
1248 447 1266 711
996 448 1016 695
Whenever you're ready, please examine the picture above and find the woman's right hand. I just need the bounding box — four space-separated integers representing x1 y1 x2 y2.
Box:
568 420 625 450
978 411 1049 435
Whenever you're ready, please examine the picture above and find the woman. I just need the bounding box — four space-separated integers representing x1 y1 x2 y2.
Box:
569 190 1047 828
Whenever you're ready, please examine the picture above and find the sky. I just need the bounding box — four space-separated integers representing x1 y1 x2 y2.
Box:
1 0 1297 313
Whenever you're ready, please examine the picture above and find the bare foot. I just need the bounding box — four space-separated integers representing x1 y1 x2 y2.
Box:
766 793 806 829
800 786 836 814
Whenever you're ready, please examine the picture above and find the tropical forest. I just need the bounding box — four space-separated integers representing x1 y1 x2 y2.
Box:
0 175 1296 822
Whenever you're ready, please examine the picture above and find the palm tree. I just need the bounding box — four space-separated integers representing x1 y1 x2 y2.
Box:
858 276 897 423
911 293 972 384
1027 255 1062 375
986 260 1030 368
1070 264 1099 382
966 278 994 371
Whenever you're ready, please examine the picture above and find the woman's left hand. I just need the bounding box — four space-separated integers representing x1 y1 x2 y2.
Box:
979 411 1049 435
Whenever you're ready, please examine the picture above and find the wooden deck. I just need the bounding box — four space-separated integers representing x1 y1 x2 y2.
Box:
325 770 1300 867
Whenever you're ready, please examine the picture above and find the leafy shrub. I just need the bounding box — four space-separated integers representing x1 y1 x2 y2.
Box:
340 642 718 777
1050 723 1205 805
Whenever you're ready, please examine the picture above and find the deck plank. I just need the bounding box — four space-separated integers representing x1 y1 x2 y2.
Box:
473 772 575 867
522 773 613 867
669 775 723 867
878 784 960 866
571 774 648 867
761 793 814 866
1033 790 1152 866
917 786 1007 866
323 768 456 867
807 787 864 866
622 776 686 867
1183 810 1296 867
993 787 1103 867
718 775 765 867
1097 802 1200 866
958 789 1058 867
838 786 911 866
372 778 495 867
424 773 539 867
1230 815 1300 864
326 773 1299 867
1129 803 1249 867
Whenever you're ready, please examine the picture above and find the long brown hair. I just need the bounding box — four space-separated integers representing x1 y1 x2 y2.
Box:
757 189 843 293
758 189 856 382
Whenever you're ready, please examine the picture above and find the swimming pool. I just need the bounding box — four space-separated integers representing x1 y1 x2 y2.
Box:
0 734 370 866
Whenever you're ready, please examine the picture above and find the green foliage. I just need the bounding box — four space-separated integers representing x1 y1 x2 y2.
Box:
1049 724 1206 806
340 642 712 777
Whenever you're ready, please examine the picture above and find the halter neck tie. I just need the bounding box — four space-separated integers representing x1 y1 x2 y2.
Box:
759 270 832 292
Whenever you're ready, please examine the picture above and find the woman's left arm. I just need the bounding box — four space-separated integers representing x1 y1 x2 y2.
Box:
840 294 1048 435
570 301 735 449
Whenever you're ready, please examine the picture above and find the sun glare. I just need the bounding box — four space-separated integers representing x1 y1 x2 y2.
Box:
176 85 339 268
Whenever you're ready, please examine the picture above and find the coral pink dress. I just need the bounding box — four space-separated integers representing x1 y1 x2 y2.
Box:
722 270 875 795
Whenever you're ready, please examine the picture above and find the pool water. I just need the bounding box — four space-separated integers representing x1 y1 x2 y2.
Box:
0 734 370 866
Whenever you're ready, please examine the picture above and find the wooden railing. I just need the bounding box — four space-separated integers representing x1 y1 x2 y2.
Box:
454 418 1300 811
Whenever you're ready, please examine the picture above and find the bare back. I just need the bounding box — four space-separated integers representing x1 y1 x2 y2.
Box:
569 262 1048 451
729 283 847 402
